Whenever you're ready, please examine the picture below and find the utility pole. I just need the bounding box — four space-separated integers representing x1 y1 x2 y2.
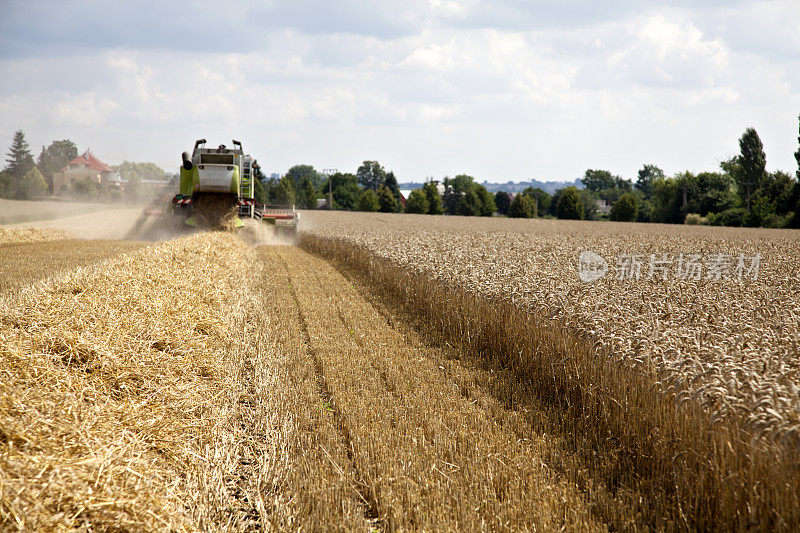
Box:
323 168 337 210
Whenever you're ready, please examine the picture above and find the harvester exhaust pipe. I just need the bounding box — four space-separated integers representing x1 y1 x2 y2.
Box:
181 151 193 170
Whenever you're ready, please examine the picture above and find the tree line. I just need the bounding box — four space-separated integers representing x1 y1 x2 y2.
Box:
265 122 800 229
7 119 800 229
2 129 166 202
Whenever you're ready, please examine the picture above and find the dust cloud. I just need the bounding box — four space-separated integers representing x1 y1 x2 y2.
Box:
5 197 300 246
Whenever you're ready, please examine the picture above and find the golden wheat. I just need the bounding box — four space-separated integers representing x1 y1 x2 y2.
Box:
300 210 800 530
0 232 256 530
0 227 69 246
302 211 800 442
267 244 602 530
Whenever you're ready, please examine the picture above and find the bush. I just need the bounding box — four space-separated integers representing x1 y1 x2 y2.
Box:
70 177 101 199
0 170 17 199
18 167 48 200
710 207 747 227
378 185 398 213
358 189 380 212
636 199 654 223
684 213 703 225
494 191 511 215
556 187 584 220
508 194 535 218
610 193 638 222
763 213 789 229
405 189 429 214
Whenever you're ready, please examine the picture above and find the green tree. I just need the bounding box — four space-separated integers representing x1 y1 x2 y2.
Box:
37 139 77 194
286 164 323 191
581 169 617 193
655 171 738 220
405 189 429 214
508 193 535 218
302 178 318 209
253 177 267 205
358 189 380 212
5 130 35 184
475 184 496 216
494 191 511 215
324 172 360 210
693 172 737 215
651 177 682 223
112 161 165 183
743 194 777 227
18 167 47 200
610 193 638 221
442 174 478 215
737 127 766 210
384 171 402 210
523 187 551 216
252 160 264 183
759 170 796 216
445 174 475 194
637 199 655 222
71 176 101 199
579 189 600 220
0 170 15 199
357 161 386 191
455 189 481 216
635 164 665 197
378 185 397 213
265 175 296 205
422 181 443 214
556 186 584 220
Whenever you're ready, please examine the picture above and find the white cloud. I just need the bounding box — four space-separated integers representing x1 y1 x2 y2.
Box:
53 93 119 127
1 1 799 180
608 14 729 87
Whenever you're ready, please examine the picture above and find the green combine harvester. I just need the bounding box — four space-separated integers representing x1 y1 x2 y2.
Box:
171 139 299 235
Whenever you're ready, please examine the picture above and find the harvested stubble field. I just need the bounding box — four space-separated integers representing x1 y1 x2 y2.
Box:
4 208 799 530
0 199 118 225
0 224 609 530
0 239 147 296
300 210 800 530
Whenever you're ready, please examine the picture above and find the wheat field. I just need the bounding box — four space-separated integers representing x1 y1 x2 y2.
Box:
0 226 601 530
300 210 800 530
2 209 799 530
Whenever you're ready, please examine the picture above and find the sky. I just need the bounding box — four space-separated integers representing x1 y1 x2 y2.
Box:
1 0 799 183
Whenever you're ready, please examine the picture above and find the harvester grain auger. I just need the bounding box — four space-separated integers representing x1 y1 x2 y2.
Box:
170 139 299 237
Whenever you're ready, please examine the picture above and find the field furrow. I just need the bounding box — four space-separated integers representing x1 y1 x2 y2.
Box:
274 244 602 531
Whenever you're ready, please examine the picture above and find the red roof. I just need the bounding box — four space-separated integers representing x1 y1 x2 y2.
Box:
62 151 112 173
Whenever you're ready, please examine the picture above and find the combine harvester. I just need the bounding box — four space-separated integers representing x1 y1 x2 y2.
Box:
170 139 298 236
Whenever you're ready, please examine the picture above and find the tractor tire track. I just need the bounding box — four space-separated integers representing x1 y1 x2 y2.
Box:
277 251 383 529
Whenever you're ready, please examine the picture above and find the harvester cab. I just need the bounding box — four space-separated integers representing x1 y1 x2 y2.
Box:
171 138 299 237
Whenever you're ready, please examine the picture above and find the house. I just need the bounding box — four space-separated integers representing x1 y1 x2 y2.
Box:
594 197 612 215
52 150 117 195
